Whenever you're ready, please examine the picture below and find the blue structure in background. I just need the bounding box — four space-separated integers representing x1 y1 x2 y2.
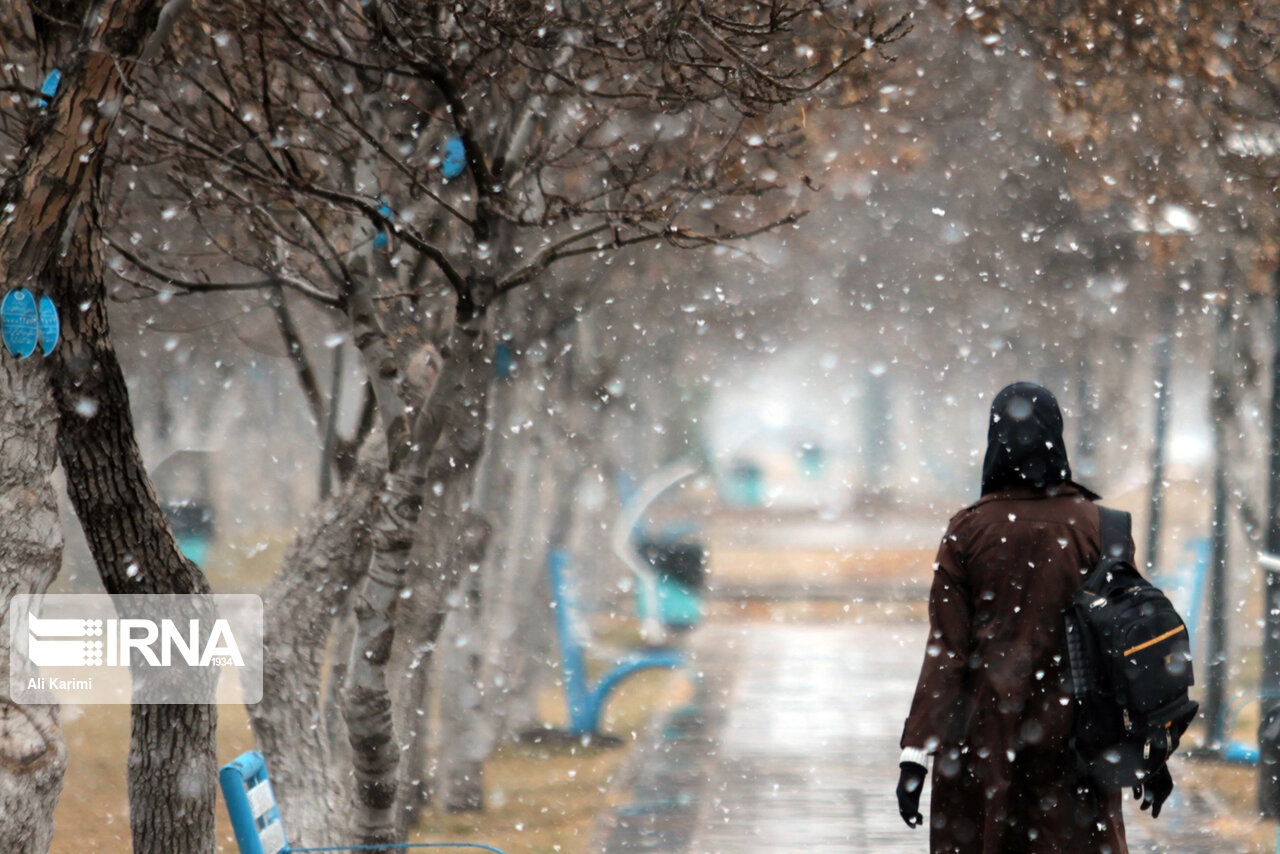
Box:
632 531 705 632
725 459 764 507
798 441 824 480
152 450 216 567
165 503 213 566
1171 537 1265 764
220 750 508 854
548 548 682 737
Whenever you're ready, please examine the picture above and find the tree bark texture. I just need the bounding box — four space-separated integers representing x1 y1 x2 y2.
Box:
477 373 556 744
343 318 490 848
0 1 168 850
248 445 382 846
398 331 495 817
45 178 218 854
0 353 66 854
0 0 162 290
430 361 521 814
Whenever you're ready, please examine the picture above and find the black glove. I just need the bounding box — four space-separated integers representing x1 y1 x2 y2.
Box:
1132 763 1174 819
897 761 927 828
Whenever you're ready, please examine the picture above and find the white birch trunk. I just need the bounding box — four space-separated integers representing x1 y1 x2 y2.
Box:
344 317 489 848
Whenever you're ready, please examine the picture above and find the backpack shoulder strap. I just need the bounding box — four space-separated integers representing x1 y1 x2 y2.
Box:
1097 505 1134 563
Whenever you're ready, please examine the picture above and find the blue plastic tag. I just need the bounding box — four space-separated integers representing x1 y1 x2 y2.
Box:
372 202 393 250
442 135 466 179
40 69 61 104
38 294 59 355
2 289 39 359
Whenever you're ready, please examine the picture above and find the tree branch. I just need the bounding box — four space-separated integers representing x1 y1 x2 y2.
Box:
107 239 344 307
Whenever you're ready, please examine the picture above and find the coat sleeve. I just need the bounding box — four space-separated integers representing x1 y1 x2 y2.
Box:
900 516 972 752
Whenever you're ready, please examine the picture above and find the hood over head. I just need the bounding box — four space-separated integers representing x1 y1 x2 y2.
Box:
981 382 1100 499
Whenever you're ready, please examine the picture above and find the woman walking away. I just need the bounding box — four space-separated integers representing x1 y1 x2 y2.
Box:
895 382 1173 854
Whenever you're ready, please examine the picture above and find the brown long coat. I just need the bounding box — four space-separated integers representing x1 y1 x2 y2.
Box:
901 484 1127 854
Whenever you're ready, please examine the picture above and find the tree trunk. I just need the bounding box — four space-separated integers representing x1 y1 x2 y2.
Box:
0 355 66 854
344 317 490 848
1204 295 1231 748
387 475 464 824
248 445 382 846
430 338 522 815
46 175 218 854
0 2 170 850
1146 288 1175 573
391 321 494 826
478 368 558 743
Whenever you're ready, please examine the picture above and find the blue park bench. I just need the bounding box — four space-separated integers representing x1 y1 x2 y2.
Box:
219 750 507 854
547 547 683 738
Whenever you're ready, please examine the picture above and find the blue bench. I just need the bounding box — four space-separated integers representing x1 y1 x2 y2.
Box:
548 548 683 737
219 750 507 854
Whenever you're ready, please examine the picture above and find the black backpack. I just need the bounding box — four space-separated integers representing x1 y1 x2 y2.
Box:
1063 506 1199 788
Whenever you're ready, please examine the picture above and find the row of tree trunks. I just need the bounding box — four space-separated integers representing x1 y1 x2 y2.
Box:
430 306 625 805
474 377 555 745
430 378 516 813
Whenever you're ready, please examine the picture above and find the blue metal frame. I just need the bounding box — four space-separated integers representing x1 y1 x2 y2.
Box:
220 751 286 854
220 751 507 854
1167 539 1277 764
293 845 507 853
548 548 683 735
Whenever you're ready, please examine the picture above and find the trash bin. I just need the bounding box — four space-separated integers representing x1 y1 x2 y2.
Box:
163 501 214 567
152 450 216 567
727 460 764 507
635 539 706 632
1259 701 1280 816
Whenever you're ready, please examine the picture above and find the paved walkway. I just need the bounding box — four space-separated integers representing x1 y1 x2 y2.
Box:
597 621 1221 853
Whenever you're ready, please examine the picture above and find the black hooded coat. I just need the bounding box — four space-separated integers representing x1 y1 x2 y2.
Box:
901 383 1126 854
981 381 1099 500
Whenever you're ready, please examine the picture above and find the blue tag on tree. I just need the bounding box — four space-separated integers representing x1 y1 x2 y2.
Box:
372 202 394 250
38 294 59 355
442 135 466 179
40 69 61 105
2 289 39 359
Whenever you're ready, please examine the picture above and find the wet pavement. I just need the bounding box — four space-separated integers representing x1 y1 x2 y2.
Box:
597 621 1223 853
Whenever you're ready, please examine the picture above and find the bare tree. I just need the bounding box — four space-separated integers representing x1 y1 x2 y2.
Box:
0 0 221 851
88 0 912 847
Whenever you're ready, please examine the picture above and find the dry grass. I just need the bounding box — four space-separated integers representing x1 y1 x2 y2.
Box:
53 698 258 853
49 647 685 853
413 670 693 854
707 546 935 590
705 596 926 623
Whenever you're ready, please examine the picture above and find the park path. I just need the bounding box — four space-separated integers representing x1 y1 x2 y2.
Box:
597 620 1219 854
